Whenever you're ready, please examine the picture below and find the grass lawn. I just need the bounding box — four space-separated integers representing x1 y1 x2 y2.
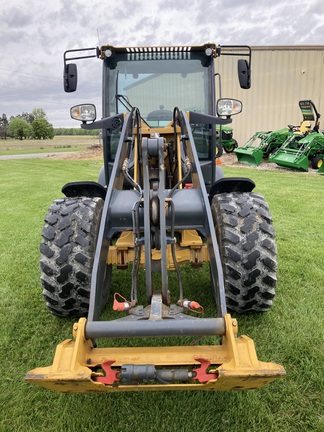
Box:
0 136 99 156
0 158 323 432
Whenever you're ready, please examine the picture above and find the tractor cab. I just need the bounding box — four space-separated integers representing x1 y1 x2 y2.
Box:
64 44 250 188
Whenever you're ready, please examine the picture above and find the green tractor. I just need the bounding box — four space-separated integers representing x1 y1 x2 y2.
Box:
269 100 324 172
234 128 290 166
234 100 316 166
216 124 238 154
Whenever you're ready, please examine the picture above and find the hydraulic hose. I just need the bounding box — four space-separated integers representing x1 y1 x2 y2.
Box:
169 199 183 301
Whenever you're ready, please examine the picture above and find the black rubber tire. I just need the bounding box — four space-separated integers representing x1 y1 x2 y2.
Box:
311 155 323 169
211 192 277 314
40 196 110 317
216 141 224 158
224 140 238 153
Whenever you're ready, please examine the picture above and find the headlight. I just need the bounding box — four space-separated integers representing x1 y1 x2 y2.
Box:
217 98 242 117
70 104 96 122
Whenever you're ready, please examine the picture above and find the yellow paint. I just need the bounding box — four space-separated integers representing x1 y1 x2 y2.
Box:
25 315 285 393
108 230 208 269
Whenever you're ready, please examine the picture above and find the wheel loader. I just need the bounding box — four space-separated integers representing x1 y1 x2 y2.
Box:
25 43 285 392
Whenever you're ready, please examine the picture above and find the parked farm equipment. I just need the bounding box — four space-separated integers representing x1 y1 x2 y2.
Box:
234 128 290 165
25 43 285 392
216 125 238 154
269 100 324 172
234 100 318 166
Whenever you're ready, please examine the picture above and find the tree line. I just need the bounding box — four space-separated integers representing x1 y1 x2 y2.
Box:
0 109 98 140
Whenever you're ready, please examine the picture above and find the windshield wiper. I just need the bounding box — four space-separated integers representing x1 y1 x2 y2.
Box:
116 94 150 127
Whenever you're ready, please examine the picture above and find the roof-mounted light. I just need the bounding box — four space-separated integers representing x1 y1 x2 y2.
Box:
104 49 113 58
205 47 213 56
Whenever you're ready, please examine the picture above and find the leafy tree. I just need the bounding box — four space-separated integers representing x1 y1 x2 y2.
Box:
32 118 54 139
32 108 47 121
53 127 99 136
10 108 47 127
16 112 35 124
0 113 9 138
8 117 32 140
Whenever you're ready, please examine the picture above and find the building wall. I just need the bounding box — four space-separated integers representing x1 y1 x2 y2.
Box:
217 46 324 145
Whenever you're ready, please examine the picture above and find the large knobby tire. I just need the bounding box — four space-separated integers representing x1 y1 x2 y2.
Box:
40 196 109 317
211 192 277 313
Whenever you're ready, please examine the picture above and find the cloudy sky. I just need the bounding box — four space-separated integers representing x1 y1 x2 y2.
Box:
1 0 323 128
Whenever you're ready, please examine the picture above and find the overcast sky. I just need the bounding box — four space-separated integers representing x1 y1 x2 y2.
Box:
1 0 323 128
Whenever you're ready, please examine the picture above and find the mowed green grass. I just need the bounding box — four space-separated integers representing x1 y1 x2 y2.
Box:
0 157 323 432
0 136 99 156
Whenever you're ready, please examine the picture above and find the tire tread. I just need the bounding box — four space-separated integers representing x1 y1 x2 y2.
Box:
211 192 277 313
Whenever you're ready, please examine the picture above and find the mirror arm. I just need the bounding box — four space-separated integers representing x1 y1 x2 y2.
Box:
188 111 232 126
81 114 124 130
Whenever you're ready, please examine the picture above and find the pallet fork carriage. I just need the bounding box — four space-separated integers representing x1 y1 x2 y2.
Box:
26 43 285 392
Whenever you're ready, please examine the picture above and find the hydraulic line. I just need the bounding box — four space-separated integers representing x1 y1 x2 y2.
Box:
131 199 142 303
167 141 175 189
122 107 143 195
168 156 191 198
122 157 142 195
121 107 144 303
168 108 192 198
169 199 184 301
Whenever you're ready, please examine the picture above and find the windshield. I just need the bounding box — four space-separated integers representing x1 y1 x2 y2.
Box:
106 55 211 127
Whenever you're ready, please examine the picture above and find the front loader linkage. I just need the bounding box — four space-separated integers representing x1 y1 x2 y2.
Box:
25 315 285 392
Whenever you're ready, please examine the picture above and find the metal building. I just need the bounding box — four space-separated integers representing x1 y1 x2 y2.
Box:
218 46 324 145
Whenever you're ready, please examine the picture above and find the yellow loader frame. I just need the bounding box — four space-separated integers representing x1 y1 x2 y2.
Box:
26 315 285 392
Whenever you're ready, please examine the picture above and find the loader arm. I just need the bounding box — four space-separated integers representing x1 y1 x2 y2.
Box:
88 108 227 327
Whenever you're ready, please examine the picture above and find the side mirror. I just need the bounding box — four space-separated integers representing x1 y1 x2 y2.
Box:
217 98 242 117
238 59 251 89
64 63 78 93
